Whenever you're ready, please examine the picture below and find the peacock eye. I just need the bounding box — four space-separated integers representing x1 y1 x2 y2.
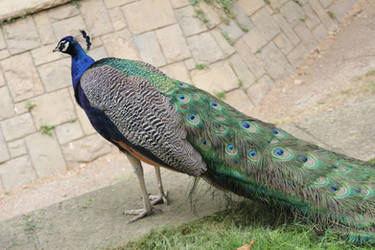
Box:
200 138 211 150
247 149 260 161
271 147 294 161
178 82 187 88
225 144 237 156
186 113 200 126
210 102 222 110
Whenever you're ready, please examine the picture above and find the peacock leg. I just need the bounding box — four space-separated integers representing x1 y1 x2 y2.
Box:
149 166 169 205
123 153 154 223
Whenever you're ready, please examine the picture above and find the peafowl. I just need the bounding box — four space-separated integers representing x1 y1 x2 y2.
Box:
54 31 375 244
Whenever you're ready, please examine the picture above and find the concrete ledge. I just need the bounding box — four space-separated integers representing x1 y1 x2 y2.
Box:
0 0 71 22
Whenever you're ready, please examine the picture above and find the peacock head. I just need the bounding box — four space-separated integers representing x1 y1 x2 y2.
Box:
53 30 92 56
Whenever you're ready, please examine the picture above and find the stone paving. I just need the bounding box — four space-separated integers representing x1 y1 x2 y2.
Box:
0 0 357 192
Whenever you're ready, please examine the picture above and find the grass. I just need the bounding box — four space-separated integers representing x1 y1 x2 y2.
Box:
39 124 55 136
368 158 375 165
214 90 226 99
119 201 367 249
25 100 36 112
221 30 234 46
195 64 209 70
194 9 209 24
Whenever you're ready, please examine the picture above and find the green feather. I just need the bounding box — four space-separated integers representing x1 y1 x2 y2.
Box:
95 58 375 244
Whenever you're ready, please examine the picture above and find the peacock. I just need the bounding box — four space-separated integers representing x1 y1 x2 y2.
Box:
54 31 375 244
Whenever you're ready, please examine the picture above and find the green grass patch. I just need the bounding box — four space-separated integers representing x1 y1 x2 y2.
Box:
221 30 234 46
39 124 55 136
118 201 366 249
195 64 209 70
214 90 226 99
368 158 375 165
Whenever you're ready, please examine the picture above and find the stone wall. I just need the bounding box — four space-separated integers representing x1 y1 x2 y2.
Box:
0 0 357 192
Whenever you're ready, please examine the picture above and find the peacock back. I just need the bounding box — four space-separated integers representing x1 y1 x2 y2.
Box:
89 57 375 243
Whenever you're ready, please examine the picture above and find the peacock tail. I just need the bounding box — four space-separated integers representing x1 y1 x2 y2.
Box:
89 57 375 243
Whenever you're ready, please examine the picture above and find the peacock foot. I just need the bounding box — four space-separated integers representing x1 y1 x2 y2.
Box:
149 190 169 206
123 207 159 223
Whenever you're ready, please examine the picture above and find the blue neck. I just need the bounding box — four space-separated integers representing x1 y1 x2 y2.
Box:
71 44 95 89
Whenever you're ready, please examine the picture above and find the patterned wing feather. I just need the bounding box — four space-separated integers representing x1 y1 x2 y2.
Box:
82 57 375 243
79 62 206 176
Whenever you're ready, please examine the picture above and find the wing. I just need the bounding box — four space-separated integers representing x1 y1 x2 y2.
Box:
79 63 206 176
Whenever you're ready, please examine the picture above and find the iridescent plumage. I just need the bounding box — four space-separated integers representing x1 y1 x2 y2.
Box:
55 33 375 243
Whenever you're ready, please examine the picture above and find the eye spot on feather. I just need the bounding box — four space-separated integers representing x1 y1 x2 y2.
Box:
213 123 228 135
225 144 238 156
302 155 319 169
298 155 308 163
272 129 288 139
329 184 349 198
247 149 259 162
271 147 294 161
332 163 352 174
178 95 190 103
313 176 329 186
354 186 373 198
210 102 222 110
239 121 258 133
178 82 188 88
200 139 211 150
186 113 200 125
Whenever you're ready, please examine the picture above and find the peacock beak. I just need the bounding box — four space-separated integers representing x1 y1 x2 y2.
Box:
52 46 59 52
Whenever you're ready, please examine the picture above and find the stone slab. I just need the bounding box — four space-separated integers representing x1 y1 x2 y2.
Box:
0 131 9 163
122 0 175 34
104 0 134 8
228 53 256 88
256 42 293 81
108 7 127 31
52 15 86 40
237 0 264 16
30 89 75 128
102 29 139 60
0 87 14 120
0 155 36 191
187 32 223 64
247 75 274 105
210 29 235 57
191 60 238 94
26 133 67 178
7 139 27 158
234 38 265 79
1 52 44 102
47 2 80 22
80 0 114 36
160 62 191 84
31 44 64 66
225 89 254 114
0 113 36 141
251 7 280 42
175 5 207 37
62 134 114 165
0 0 70 22
156 24 191 64
135 31 166 67
3 17 41 54
55 121 84 144
38 58 71 92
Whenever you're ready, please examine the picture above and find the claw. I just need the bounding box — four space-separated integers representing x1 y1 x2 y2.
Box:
123 208 153 223
149 190 169 205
